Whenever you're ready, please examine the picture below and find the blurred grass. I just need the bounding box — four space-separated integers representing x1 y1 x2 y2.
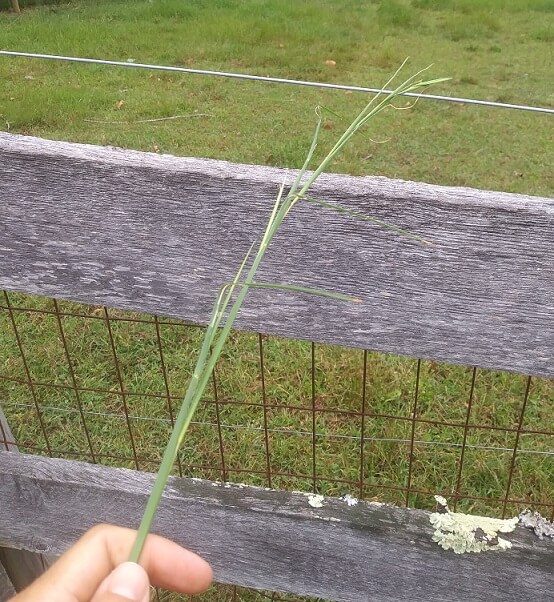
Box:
0 1 553 599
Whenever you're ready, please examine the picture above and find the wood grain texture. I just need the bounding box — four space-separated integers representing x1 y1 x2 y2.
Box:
1 451 553 602
0 406 51 592
1 133 553 377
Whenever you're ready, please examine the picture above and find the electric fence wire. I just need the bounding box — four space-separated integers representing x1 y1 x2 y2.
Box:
1 50 553 115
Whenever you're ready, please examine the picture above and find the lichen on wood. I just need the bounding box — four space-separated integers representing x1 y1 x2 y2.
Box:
430 496 518 554
519 510 554 540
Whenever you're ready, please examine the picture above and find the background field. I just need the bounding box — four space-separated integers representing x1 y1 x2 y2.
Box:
1 1 553 600
1 0 553 194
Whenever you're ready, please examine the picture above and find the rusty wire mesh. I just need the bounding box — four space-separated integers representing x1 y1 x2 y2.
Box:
1 290 553 600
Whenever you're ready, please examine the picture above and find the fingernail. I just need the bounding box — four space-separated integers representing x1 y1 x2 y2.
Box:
107 562 149 601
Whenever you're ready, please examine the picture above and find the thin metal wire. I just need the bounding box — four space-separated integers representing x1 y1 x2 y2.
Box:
0 416 13 452
3 373 553 438
258 334 273 488
211 363 228 482
502 375 532 517
2 291 53 456
405 359 421 506
53 298 97 463
2 401 552 458
102 306 140 470
452 366 477 511
0 301 195 327
1 51 553 115
311 342 317 494
154 314 183 478
358 350 368 500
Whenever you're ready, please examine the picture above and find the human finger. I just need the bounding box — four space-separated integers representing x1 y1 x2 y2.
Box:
91 562 150 602
13 524 212 602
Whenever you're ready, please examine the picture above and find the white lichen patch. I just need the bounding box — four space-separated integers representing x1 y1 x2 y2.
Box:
306 493 325 508
207 480 274 492
519 510 554 540
342 494 359 507
430 496 518 554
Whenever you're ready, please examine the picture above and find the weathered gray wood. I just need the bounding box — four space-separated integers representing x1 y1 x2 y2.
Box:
0 562 16 602
0 451 553 602
0 407 17 454
1 133 553 377
0 406 51 592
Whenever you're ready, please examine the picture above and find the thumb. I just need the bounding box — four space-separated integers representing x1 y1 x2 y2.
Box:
91 562 151 602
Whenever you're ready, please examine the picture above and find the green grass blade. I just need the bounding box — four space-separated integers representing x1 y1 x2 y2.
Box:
222 281 362 303
293 68 450 198
215 240 257 324
129 240 258 562
301 194 433 245
259 182 286 249
288 108 323 199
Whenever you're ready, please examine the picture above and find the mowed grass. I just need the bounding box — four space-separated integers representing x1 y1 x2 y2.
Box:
0 2 553 599
0 0 553 195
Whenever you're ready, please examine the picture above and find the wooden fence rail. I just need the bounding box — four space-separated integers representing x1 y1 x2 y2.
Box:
1 133 553 378
0 133 553 600
1 451 553 602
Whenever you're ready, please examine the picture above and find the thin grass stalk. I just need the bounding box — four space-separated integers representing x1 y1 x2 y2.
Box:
301 194 432 245
226 282 361 302
130 190 291 562
130 65 448 563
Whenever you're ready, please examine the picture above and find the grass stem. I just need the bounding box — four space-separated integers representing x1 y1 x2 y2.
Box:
130 64 447 563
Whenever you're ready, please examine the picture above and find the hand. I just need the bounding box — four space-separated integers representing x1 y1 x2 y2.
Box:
11 524 213 602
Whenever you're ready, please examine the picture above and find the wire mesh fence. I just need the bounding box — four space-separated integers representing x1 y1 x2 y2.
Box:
1 290 553 511
1 289 553 598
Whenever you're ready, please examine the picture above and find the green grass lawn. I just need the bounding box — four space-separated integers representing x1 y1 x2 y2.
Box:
1 1 553 600
1 0 553 195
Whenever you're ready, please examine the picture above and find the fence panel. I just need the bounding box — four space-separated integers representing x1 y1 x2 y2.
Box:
0 132 553 601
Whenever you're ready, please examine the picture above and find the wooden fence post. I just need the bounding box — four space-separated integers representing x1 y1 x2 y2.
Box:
0 405 50 594
10 0 21 14
0 563 16 602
